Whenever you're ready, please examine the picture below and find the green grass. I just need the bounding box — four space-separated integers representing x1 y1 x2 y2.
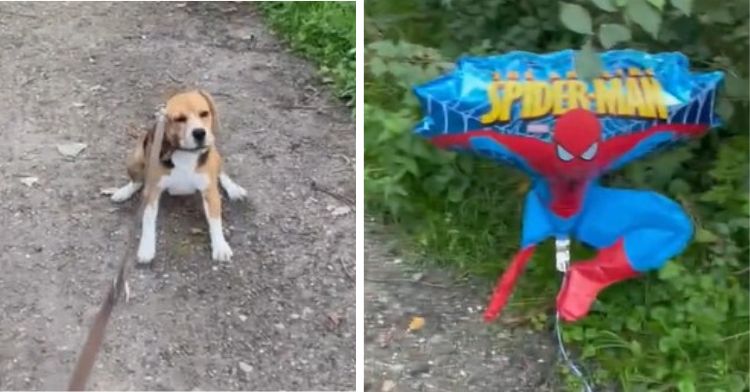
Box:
259 1 355 105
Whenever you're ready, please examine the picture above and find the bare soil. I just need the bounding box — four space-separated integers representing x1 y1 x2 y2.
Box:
0 2 354 391
364 226 558 392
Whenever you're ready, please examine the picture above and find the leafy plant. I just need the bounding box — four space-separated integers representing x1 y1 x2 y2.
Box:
365 0 749 390
259 2 355 105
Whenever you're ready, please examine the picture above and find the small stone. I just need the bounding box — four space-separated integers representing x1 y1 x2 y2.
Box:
381 380 396 392
408 362 431 376
238 314 248 322
330 206 351 216
238 361 253 374
56 143 87 158
389 364 404 374
20 177 39 187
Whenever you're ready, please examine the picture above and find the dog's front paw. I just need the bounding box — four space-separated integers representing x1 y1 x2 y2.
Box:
111 187 134 203
137 241 155 264
225 183 247 201
110 182 142 203
212 240 233 262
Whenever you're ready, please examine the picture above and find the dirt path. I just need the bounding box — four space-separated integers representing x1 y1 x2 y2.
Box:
364 226 557 392
0 3 354 391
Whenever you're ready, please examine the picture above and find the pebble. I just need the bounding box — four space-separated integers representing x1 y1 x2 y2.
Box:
238 361 253 374
408 362 431 376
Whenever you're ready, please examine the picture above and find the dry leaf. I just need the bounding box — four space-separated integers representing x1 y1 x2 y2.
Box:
408 316 425 332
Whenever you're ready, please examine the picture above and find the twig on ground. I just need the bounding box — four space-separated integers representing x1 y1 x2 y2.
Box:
0 9 37 18
310 179 354 206
165 70 183 84
364 277 466 289
271 104 347 110
338 258 354 282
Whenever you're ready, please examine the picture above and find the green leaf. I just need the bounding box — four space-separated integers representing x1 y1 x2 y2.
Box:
626 0 662 38
559 2 593 34
725 74 749 99
648 0 666 10
591 0 618 12
575 41 603 81
368 57 388 77
716 97 734 122
599 24 632 48
629 340 642 356
695 228 719 243
658 336 676 353
677 379 696 392
704 8 734 24
658 262 682 280
670 0 692 15
668 178 691 195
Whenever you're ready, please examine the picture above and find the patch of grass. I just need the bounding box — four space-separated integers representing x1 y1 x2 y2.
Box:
259 1 355 105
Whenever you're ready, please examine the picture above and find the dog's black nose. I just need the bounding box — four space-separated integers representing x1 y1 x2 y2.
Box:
192 128 206 142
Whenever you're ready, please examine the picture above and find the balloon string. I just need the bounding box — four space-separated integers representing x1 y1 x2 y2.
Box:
554 238 595 392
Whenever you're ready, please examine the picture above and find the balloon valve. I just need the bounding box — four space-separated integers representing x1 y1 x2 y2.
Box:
555 237 571 273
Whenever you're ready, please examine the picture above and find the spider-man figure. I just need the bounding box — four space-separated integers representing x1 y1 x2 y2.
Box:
430 108 708 322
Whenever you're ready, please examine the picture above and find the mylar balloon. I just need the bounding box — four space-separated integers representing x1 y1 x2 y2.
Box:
412 49 723 322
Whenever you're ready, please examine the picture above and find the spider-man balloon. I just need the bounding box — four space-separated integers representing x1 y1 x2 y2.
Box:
413 50 723 322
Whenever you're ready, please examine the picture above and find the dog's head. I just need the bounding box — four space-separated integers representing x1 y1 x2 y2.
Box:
163 90 219 151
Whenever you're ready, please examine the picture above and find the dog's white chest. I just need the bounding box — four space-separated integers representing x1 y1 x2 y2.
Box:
159 151 209 195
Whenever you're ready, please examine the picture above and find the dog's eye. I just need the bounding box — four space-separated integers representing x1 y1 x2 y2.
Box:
199 111 210 118
174 115 187 123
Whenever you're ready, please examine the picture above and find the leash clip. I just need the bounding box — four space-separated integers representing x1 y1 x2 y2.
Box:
555 237 571 273
111 276 130 304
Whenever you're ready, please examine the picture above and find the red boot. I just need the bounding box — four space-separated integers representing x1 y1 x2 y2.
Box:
556 239 639 322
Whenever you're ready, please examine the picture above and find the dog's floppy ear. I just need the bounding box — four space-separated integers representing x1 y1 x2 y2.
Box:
198 90 220 133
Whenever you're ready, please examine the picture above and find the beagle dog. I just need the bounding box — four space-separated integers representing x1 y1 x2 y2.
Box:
111 90 247 263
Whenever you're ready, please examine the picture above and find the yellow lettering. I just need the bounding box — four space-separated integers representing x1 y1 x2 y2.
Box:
520 82 552 118
481 80 503 124
485 72 668 123
552 80 568 116
625 77 650 117
640 76 669 119
593 78 625 116
567 81 590 111
481 80 524 124
501 81 523 122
